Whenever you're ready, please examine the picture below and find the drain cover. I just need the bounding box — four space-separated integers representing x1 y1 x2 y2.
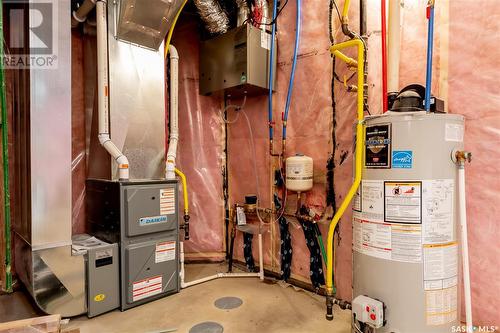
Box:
214 296 243 310
189 322 224 333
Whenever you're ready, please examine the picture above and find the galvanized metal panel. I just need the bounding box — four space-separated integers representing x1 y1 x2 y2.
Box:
107 0 166 180
29 0 72 249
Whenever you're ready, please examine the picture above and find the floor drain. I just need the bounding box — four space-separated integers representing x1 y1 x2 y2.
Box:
214 296 243 310
189 322 224 333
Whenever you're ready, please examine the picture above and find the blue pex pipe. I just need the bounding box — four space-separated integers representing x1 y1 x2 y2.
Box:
425 4 434 113
268 0 279 141
282 0 301 140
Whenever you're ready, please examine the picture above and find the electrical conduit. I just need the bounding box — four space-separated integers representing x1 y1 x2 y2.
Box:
326 37 365 320
268 0 278 154
166 45 179 180
96 0 129 180
0 0 12 292
425 0 435 112
281 0 301 155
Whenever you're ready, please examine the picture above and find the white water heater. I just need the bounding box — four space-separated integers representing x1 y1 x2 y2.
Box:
286 154 313 192
352 112 464 333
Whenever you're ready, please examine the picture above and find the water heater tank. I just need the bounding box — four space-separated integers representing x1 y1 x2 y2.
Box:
286 154 313 192
353 112 464 333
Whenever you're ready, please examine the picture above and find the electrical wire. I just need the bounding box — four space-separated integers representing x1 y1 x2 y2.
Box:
245 0 289 27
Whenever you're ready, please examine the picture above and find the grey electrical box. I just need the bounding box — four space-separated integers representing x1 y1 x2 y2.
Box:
199 23 276 97
86 179 180 311
87 243 120 317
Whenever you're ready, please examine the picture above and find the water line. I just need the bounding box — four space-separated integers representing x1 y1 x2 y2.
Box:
281 0 301 153
425 1 435 112
268 0 279 153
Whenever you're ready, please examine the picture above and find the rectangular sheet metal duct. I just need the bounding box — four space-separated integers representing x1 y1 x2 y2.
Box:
116 0 185 50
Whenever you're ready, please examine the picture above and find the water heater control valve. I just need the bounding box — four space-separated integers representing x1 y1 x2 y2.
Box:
352 295 385 329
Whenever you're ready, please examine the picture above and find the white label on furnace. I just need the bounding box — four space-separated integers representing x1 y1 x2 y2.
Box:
445 123 464 142
132 275 162 302
361 180 384 222
422 179 455 244
155 241 176 263
425 285 458 325
384 182 422 223
160 188 176 215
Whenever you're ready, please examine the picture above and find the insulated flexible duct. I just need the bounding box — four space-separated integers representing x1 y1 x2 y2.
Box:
193 0 230 34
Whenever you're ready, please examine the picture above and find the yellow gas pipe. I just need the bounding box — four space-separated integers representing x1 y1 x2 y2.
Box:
175 168 191 239
164 0 188 58
325 0 365 319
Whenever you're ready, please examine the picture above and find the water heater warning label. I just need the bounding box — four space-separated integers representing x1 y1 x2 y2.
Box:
384 182 422 224
353 217 422 263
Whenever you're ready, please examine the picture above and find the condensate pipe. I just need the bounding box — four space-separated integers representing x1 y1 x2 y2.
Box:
424 1 435 113
179 239 264 289
387 0 400 99
166 45 179 180
381 0 388 112
96 0 129 180
72 0 96 28
455 150 473 332
326 32 365 321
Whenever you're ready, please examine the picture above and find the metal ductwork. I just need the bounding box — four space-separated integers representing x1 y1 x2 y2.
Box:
11 0 87 316
115 0 186 50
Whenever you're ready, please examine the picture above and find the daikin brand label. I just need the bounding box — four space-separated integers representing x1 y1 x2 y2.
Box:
392 150 413 168
139 215 168 226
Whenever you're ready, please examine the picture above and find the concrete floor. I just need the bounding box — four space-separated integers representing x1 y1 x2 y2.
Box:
67 263 351 333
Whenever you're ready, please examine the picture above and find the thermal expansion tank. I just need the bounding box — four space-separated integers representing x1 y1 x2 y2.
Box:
352 112 464 333
286 154 313 192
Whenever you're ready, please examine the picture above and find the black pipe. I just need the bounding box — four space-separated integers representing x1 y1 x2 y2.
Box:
359 0 367 36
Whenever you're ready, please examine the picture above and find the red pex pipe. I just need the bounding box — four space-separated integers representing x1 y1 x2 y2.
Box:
381 0 388 112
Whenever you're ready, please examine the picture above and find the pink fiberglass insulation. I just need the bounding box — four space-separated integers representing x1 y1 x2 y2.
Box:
448 1 500 325
170 20 225 257
72 30 87 235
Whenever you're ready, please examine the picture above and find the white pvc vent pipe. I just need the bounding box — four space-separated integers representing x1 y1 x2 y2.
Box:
166 45 179 180
96 0 129 180
179 235 264 289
